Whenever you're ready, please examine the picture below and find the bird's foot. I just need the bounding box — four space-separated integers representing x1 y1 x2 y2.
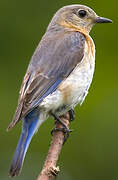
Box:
51 113 72 144
51 127 72 144
68 109 75 121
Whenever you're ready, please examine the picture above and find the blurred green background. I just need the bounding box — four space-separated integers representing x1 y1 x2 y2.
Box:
0 0 117 179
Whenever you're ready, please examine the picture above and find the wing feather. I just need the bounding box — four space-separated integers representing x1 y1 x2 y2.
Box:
7 31 85 130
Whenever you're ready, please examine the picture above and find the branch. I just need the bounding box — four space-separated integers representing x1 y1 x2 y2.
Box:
37 112 70 180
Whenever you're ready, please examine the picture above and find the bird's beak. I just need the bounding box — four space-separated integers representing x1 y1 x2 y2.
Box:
95 16 112 23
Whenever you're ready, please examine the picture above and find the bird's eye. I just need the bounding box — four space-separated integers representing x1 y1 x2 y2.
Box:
78 10 87 18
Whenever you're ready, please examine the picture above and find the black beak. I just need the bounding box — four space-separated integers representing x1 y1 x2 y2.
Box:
95 16 112 23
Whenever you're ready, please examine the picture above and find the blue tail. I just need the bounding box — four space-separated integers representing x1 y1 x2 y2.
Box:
9 108 40 177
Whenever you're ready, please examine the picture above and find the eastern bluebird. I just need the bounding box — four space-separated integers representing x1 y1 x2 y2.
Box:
8 4 112 177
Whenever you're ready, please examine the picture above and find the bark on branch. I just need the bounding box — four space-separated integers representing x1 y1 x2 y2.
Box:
37 112 70 180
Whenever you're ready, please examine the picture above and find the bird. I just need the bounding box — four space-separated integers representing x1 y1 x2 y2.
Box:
7 4 112 177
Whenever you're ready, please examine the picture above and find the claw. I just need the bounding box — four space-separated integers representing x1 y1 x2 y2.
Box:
51 127 72 144
68 109 75 121
51 113 72 144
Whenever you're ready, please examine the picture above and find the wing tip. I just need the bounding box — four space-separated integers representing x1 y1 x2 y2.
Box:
7 123 15 131
7 102 23 131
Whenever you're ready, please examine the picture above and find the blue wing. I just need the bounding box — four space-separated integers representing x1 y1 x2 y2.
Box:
8 31 85 130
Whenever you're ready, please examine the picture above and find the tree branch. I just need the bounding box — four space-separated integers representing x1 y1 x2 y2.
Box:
37 112 70 180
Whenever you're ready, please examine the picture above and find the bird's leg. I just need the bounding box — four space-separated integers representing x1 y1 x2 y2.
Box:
51 113 72 143
68 109 75 121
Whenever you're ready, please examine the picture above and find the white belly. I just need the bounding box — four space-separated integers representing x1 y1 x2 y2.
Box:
40 38 95 115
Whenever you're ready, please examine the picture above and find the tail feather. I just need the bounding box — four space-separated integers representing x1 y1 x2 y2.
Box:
9 109 40 177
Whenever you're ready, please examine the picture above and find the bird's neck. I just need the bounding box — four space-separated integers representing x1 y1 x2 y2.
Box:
59 20 95 57
59 20 90 35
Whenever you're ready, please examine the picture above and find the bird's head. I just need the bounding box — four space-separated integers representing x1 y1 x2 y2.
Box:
47 5 112 34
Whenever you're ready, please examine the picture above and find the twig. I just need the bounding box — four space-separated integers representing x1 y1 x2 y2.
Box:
37 112 70 180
